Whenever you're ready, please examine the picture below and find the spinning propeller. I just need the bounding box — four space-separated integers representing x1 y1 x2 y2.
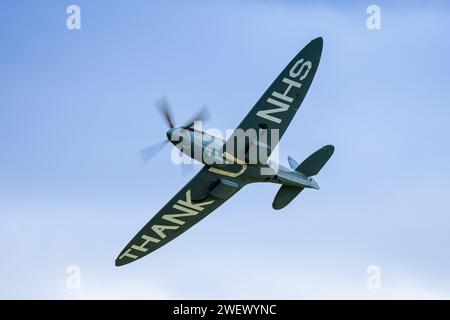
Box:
140 98 209 163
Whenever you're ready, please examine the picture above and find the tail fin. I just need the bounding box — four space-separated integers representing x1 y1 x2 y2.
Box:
287 155 299 170
272 145 334 210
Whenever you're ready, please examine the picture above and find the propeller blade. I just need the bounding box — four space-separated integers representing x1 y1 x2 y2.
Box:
156 97 175 129
140 140 168 163
140 100 210 164
182 106 209 130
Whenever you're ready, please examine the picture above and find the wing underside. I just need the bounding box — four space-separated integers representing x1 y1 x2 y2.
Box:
115 167 240 266
224 37 323 162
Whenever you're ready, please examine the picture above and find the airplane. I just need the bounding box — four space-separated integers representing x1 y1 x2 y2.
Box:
116 37 334 266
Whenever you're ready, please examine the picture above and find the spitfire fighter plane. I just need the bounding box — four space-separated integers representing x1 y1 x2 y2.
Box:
116 37 334 266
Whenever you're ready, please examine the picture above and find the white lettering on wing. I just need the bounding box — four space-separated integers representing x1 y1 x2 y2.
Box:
118 190 214 261
256 58 312 124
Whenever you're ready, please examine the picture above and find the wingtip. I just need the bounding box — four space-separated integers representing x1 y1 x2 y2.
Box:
311 37 323 51
304 37 323 58
272 203 282 210
324 144 335 155
312 36 323 45
115 258 127 267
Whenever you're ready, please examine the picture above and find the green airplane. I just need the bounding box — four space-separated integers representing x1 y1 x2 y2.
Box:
116 37 334 266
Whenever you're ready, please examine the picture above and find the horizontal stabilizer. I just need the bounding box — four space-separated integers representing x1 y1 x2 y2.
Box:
297 145 334 177
272 185 304 210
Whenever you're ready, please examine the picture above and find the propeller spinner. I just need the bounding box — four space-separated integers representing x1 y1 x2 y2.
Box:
140 98 209 163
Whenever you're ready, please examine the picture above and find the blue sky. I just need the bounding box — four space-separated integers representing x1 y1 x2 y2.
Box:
1 0 450 299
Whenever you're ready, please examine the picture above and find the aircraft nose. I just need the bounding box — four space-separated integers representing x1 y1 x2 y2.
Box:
166 128 175 141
